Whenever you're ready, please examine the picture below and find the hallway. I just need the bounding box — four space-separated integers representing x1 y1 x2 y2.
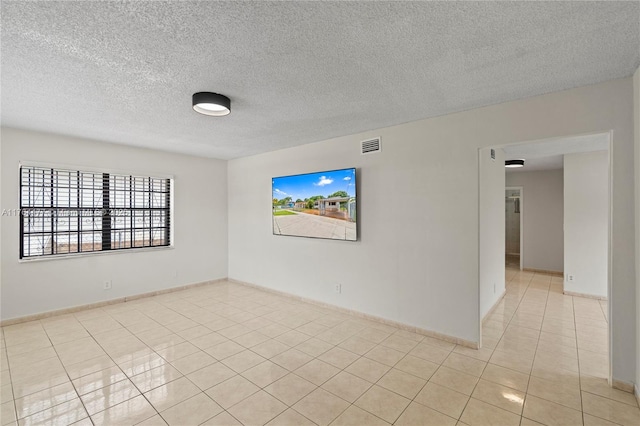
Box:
480 267 638 424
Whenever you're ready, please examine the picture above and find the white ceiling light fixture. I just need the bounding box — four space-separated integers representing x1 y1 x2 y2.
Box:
505 159 525 168
192 92 231 116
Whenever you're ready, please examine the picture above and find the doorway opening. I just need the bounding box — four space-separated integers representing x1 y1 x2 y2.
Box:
479 131 612 387
505 187 523 270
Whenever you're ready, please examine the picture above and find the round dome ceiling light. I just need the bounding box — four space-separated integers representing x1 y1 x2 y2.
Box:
192 92 231 116
505 159 525 168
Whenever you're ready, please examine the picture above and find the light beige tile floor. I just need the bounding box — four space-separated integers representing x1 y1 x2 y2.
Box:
1 268 638 425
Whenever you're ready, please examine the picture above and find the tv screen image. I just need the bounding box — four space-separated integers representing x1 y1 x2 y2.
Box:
272 168 357 241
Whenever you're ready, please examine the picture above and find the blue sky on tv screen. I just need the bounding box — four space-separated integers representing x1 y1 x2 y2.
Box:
273 168 356 201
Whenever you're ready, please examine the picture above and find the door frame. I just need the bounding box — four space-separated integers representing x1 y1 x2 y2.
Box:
479 131 612 386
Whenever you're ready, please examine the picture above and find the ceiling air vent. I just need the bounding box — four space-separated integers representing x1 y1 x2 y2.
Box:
361 137 381 155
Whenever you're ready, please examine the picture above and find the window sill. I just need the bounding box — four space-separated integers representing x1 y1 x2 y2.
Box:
18 245 175 263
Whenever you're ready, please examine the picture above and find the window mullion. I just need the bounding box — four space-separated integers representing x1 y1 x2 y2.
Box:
148 178 151 247
129 176 133 249
165 179 170 246
50 168 54 255
102 173 111 251
77 171 81 254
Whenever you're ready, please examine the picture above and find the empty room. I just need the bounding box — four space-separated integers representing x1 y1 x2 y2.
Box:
1 2 640 426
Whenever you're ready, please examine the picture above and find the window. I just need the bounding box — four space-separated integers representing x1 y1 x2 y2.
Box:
20 166 171 259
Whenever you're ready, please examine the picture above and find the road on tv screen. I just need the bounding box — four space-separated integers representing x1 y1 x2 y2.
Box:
273 210 356 241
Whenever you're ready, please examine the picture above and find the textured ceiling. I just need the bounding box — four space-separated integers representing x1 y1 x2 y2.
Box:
2 1 639 159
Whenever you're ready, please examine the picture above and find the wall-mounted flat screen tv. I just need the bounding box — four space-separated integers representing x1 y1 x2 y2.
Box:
272 168 357 241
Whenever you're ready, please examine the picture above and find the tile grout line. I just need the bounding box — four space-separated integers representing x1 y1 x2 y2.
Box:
220 318 448 423
40 320 93 425
6 322 68 423
376 339 457 425
483 269 535 425
520 272 552 425
70 310 160 425
572 294 587 426
4 332 20 426
114 292 287 424
73 316 146 425
108 295 263 425
417 269 535 424
239 317 370 424
514 271 536 426
275 328 416 424
573 295 627 424
126 293 361 424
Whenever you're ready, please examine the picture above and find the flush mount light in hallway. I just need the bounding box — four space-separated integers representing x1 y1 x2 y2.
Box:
192 92 231 116
505 159 525 168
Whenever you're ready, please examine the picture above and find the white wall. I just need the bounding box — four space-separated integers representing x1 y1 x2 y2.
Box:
229 77 636 385
229 125 482 344
479 147 506 319
506 170 564 272
564 151 609 298
633 66 639 395
0 128 229 320
0 131 2 321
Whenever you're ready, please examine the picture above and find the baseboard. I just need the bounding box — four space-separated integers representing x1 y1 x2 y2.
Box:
635 384 640 406
523 268 563 277
563 290 608 301
482 289 506 323
0 278 227 326
612 379 635 394
2 276 480 351
229 278 479 349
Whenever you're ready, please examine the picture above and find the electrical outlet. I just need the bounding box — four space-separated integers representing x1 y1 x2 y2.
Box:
567 274 575 282
334 283 342 294
103 280 112 290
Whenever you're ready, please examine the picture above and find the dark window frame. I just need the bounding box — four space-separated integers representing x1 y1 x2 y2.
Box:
20 166 171 259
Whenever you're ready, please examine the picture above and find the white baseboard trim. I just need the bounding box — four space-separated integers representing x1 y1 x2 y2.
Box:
523 268 563 277
563 290 608 301
0 278 227 326
482 289 506 324
229 278 479 349
635 384 640 406
2 276 480 351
